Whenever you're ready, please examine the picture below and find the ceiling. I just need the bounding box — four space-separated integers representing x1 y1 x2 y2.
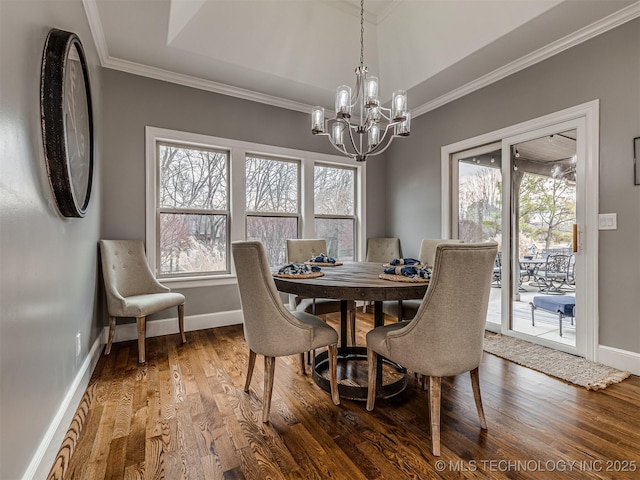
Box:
84 0 639 115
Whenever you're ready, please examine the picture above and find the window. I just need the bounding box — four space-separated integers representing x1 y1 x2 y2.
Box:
245 155 300 267
157 142 229 276
314 164 356 260
146 127 365 286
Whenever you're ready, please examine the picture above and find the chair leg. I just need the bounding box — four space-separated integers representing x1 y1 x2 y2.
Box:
245 349 256 393
530 303 536 326
105 316 116 355
299 353 306 375
559 313 563 336
178 303 186 344
328 344 340 405
429 376 442 456
470 367 487 430
136 316 147 363
262 356 276 423
366 349 378 411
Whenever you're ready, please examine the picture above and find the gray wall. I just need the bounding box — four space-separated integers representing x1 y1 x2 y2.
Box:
385 18 640 353
101 69 388 318
0 1 103 479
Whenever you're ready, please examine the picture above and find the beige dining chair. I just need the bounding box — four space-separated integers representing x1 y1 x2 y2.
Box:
232 241 340 422
365 237 401 263
286 239 357 345
367 242 498 456
363 237 401 314
382 238 463 321
99 240 186 363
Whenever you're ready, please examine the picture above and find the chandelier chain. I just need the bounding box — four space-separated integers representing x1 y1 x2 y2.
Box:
360 0 364 67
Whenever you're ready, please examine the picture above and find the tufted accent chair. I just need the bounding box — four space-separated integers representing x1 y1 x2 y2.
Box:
99 240 186 363
232 241 340 422
367 242 498 456
365 237 401 263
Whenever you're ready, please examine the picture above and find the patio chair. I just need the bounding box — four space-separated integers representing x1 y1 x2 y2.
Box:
534 254 574 293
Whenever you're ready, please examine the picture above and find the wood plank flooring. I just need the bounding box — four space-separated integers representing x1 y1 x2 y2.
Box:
48 312 640 479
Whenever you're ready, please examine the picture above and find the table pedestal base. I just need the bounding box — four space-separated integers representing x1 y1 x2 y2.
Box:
313 347 408 401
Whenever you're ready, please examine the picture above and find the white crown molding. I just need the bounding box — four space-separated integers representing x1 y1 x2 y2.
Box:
82 0 640 118
412 1 640 118
103 56 314 113
82 0 109 65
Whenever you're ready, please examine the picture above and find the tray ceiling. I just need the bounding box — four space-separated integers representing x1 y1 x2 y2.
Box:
84 0 639 114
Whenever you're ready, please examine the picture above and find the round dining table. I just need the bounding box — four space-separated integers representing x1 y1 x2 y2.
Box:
273 261 429 400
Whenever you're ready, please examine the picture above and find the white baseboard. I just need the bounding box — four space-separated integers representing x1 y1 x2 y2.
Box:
102 310 244 344
598 345 640 376
24 335 103 480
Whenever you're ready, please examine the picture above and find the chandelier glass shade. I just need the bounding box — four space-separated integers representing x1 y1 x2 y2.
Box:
311 0 410 162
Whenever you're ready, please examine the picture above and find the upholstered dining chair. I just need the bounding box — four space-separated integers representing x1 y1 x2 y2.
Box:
365 237 401 263
232 241 340 422
286 239 357 345
367 242 498 456
382 238 463 321
99 240 186 364
363 237 401 314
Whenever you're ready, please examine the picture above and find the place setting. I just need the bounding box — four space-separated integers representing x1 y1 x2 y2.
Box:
379 257 432 283
273 252 342 278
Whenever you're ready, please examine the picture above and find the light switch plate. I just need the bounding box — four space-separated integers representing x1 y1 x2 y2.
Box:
598 213 617 230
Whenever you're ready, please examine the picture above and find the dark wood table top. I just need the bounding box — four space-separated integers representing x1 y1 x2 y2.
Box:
273 261 428 302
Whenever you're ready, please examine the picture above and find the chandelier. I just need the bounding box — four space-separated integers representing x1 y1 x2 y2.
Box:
310 0 410 162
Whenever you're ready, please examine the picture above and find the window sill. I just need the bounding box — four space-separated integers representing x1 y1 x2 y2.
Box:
159 274 237 289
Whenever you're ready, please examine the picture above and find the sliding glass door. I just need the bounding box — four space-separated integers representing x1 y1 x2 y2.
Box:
448 112 594 358
451 143 503 332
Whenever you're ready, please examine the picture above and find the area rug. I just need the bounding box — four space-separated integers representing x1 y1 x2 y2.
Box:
483 334 631 390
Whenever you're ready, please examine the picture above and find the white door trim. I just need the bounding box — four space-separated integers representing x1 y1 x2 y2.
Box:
441 100 599 361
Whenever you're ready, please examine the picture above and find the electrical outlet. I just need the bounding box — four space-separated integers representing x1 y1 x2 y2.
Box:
75 332 81 357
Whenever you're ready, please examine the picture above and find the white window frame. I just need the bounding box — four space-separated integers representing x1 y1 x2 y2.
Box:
245 153 301 266
313 162 358 260
146 126 366 288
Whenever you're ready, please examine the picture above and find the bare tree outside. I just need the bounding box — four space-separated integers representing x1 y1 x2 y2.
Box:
458 162 576 254
246 156 299 267
314 165 356 260
458 164 502 243
519 173 576 251
158 144 228 275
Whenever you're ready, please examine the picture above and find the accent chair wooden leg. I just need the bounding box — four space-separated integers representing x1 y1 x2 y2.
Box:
328 344 340 405
470 367 488 430
299 353 306 375
136 316 147 364
105 316 116 355
366 349 378 411
178 303 186 344
245 349 256 393
429 376 442 456
262 356 276 423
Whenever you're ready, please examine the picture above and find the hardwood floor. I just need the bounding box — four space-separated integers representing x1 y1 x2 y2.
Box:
48 312 640 479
